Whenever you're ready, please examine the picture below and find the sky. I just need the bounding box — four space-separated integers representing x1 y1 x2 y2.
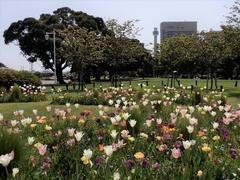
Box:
0 0 236 71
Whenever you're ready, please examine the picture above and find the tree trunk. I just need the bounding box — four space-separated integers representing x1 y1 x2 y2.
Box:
210 73 213 90
79 71 84 91
56 64 65 84
84 73 91 83
95 71 101 81
214 73 218 89
206 73 209 90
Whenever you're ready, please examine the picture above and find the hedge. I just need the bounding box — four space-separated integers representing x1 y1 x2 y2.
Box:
0 69 41 90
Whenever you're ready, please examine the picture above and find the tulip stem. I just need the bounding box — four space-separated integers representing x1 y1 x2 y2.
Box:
5 167 9 179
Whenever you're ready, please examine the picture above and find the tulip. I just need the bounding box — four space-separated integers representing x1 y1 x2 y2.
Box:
129 119 137 127
113 171 120 180
197 170 203 177
186 125 194 134
67 128 75 137
75 131 84 141
38 144 47 156
12 168 19 177
183 140 191 149
171 148 181 159
104 145 114 156
110 130 118 139
28 137 35 145
0 113 3 121
134 152 145 160
0 151 14 167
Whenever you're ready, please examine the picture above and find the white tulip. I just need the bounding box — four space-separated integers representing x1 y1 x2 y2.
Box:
218 106 224 111
28 137 35 145
0 151 14 167
189 117 198 125
113 171 120 180
12 168 19 177
210 111 216 117
74 104 79 108
108 100 114 105
187 125 194 134
129 119 137 127
212 122 219 129
75 131 84 141
104 145 114 156
11 120 18 127
182 140 191 149
0 113 3 121
188 106 195 114
66 103 71 107
110 130 118 139
83 149 92 159
190 140 196 145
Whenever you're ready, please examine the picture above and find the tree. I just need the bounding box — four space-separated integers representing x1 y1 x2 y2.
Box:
0 62 7 68
104 19 151 86
3 7 108 83
59 27 105 91
158 34 200 77
226 0 240 30
224 0 240 78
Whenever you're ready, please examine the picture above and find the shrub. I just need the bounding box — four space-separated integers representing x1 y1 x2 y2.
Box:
0 84 46 103
0 70 41 90
8 85 21 102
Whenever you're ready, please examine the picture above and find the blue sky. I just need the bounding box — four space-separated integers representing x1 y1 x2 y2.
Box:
0 0 236 71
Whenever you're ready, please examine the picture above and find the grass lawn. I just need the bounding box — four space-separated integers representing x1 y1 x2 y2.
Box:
0 101 100 119
45 78 240 106
1 78 239 118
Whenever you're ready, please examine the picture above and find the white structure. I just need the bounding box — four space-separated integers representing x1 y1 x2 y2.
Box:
152 27 159 56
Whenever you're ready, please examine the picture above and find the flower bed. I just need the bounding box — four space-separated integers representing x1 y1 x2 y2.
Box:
0 85 46 103
0 87 239 179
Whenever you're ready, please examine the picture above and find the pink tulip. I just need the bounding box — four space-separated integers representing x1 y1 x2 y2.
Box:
38 144 47 156
171 148 181 159
67 139 75 146
146 120 152 127
223 118 231 125
67 128 75 137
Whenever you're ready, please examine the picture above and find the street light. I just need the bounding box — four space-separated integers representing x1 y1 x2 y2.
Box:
45 30 58 84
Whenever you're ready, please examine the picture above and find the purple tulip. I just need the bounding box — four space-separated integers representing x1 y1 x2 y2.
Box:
41 162 51 169
124 160 134 169
95 156 105 165
230 148 238 159
174 141 182 148
152 163 160 170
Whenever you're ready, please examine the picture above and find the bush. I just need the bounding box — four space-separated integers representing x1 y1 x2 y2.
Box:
0 70 41 90
0 84 46 103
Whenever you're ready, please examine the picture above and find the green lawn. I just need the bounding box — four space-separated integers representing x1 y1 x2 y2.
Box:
45 78 240 106
1 78 239 118
0 101 99 119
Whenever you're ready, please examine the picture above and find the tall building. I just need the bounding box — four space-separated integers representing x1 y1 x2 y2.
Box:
152 27 159 56
160 21 197 42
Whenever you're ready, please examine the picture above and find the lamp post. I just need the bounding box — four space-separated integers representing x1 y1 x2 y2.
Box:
45 30 58 84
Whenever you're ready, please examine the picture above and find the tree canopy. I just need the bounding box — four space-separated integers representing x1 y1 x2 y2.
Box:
3 7 109 83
